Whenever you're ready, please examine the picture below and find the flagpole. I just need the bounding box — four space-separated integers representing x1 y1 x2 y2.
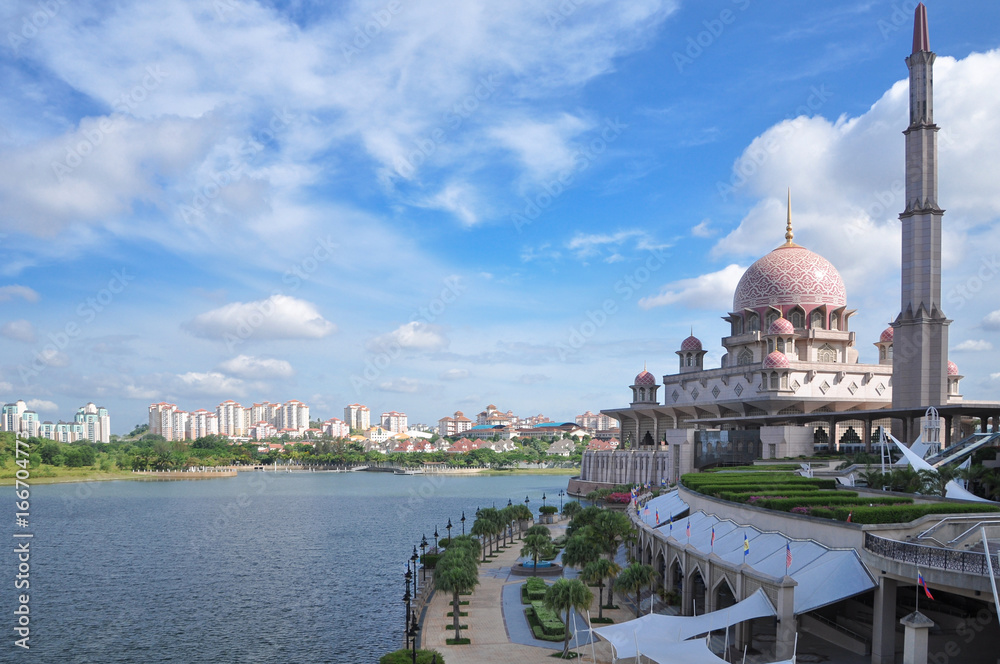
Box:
915 568 920 614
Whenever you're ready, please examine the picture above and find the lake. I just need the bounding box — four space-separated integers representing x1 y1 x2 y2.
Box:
2 471 569 663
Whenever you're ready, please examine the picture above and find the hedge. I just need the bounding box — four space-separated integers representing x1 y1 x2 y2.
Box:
718 490 856 502
752 495 912 511
522 578 548 603
539 505 559 514
529 602 566 637
703 464 801 473
829 503 1000 524
380 650 445 664
421 553 443 569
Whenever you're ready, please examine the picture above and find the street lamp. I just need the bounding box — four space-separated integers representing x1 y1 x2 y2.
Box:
542 492 547 508
404 564 412 648
433 527 439 551
558 489 565 512
420 535 428 581
446 518 453 543
408 613 420 664
461 511 466 536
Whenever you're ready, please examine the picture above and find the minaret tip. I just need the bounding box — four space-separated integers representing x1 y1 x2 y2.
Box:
912 3 929 54
783 188 796 246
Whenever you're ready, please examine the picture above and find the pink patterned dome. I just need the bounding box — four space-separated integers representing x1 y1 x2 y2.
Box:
767 317 795 335
762 350 790 369
680 335 702 351
733 245 846 312
947 360 959 376
634 369 656 386
880 327 894 343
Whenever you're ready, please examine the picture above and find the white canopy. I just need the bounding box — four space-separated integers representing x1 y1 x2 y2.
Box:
592 588 776 660
892 434 994 502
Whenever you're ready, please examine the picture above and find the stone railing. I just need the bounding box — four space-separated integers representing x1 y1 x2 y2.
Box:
864 532 1000 576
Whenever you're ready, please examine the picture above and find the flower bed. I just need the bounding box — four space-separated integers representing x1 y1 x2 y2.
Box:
605 492 633 504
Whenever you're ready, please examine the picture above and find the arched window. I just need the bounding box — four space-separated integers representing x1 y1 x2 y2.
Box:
638 388 645 401
733 318 744 335
830 315 839 331
811 310 825 329
770 372 779 389
738 348 754 366
747 313 760 332
777 338 785 353
767 339 774 353
781 374 788 389
686 354 692 367
880 347 886 360
818 344 836 363
766 311 778 329
789 309 805 328
888 345 893 360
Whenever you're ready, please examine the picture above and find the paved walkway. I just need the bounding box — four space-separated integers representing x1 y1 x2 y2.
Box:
419 521 632 663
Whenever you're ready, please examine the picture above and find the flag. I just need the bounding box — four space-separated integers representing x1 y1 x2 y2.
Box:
846 511 853 523
785 543 792 570
686 520 691 538
669 516 673 533
710 527 715 547
743 534 749 558
918 571 934 600
644 504 649 516
655 509 660 525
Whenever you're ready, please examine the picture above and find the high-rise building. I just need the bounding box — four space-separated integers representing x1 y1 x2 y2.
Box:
75 402 111 443
282 400 310 432
381 411 408 433
437 410 472 437
216 400 246 437
344 403 370 431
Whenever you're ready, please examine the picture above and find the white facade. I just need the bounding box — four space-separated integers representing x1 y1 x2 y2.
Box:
344 403 371 431
381 410 408 433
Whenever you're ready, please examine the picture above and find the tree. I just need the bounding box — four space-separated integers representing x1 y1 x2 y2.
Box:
581 558 620 620
562 500 582 520
543 578 593 659
521 532 552 576
919 466 959 497
616 562 656 618
434 542 480 640
561 528 601 571
470 518 491 562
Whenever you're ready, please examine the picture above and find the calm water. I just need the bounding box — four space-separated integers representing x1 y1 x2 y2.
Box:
1 471 567 663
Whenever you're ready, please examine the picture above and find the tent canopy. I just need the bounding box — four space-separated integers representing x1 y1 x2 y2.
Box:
592 588 776 660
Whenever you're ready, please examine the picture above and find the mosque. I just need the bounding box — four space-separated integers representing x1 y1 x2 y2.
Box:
582 5 1000 488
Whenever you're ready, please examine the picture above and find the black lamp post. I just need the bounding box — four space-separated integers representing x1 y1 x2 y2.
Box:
558 489 565 512
408 613 420 664
411 546 419 597
433 527 439 551
542 492 547 508
461 511 466 536
404 564 412 648
446 518 452 542
420 535 428 581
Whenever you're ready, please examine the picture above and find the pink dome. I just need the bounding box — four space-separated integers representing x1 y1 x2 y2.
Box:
733 245 846 312
879 327 894 343
762 351 790 369
681 335 703 351
767 317 795 335
634 369 656 386
947 360 959 376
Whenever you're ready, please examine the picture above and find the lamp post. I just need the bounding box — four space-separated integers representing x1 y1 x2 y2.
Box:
542 492 547 508
558 489 565 512
404 564 412 648
411 546 419 598
433 527 439 551
420 535 428 581
461 511 466 536
409 613 420 664
446 518 453 543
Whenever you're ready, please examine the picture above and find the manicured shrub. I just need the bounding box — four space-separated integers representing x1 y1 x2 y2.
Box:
539 505 559 514
529 601 566 637
831 503 1000 524
380 649 445 664
421 553 443 569
522 578 549 602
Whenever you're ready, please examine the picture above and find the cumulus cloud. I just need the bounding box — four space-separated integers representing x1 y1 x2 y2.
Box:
378 377 422 393
518 373 549 385
954 339 993 352
217 355 295 379
175 371 248 397
25 399 59 412
691 219 715 238
0 286 39 302
1 319 36 342
639 264 746 311
439 369 469 380
983 309 1000 331
185 295 336 341
368 321 449 352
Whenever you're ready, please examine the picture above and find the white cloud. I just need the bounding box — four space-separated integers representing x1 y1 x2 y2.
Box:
489 114 591 181
954 339 993 352
368 321 449 352
25 399 58 412
439 369 469 380
420 181 481 226
186 295 336 341
983 309 1000 331
1 319 36 342
378 377 422 393
518 373 549 385
567 230 645 259
217 355 295 379
691 219 715 238
639 264 746 311
0 286 39 302
175 372 248 398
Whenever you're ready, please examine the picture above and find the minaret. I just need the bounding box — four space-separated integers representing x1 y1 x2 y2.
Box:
892 3 950 418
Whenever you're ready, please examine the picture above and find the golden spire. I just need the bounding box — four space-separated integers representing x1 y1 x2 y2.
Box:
783 188 796 246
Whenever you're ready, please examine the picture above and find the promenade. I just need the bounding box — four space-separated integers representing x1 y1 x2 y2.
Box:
419 522 631 664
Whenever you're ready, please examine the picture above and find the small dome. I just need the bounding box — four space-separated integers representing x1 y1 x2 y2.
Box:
762 351 790 369
767 317 795 335
634 369 656 386
880 327 894 343
681 335 703 351
947 360 959 376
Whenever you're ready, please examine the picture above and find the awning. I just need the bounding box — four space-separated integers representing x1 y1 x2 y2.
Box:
592 588 776 660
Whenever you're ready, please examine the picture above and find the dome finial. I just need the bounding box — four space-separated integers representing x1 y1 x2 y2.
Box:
784 188 795 246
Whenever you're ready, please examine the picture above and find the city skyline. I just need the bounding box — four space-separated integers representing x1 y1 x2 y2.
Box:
2 2 999 433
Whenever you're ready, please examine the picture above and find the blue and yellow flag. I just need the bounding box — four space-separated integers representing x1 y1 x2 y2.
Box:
743 534 750 557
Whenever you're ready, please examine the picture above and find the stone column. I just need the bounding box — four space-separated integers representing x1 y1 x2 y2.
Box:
900 611 934 664
872 576 898 664
775 575 797 661
681 550 693 617
864 419 872 453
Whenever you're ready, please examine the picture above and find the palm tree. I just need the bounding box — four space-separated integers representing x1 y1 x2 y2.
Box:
561 528 601 570
616 562 656 618
434 544 480 640
581 558 620 620
543 578 594 659
980 469 1000 501
562 500 583 520
521 532 552 576
470 518 491 562
919 466 959 497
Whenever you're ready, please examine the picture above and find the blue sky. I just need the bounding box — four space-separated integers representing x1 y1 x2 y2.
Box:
1 0 999 433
